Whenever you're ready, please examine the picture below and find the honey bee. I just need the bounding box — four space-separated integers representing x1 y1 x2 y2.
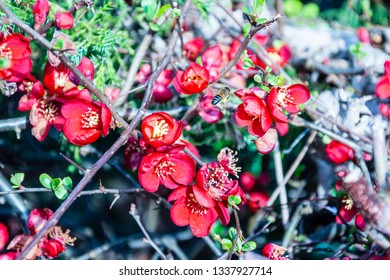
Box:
212 87 231 108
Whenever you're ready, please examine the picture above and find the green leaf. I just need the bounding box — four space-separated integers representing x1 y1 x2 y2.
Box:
149 22 160 32
171 8 181 18
10 173 24 187
54 186 69 200
62 177 73 191
156 3 171 18
235 237 242 252
228 227 237 239
141 0 159 21
241 5 252 16
242 22 251 37
242 241 257 251
51 178 62 189
228 195 242 206
221 238 232 251
39 173 52 189
302 3 319 19
284 0 303 18
254 74 263 84
255 17 267 24
259 84 270 92
265 66 273 73
252 0 265 16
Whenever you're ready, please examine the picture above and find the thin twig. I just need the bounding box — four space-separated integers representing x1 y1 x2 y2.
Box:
59 153 86 173
0 116 28 132
130 203 169 260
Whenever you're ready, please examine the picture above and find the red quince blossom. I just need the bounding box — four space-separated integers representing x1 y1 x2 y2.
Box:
0 33 32 82
42 238 65 259
267 84 311 123
0 252 17 260
123 136 145 171
240 172 256 192
275 121 289 136
379 103 390 119
173 63 210 95
376 60 390 99
27 208 53 235
29 97 65 142
265 44 291 69
138 152 196 192
325 140 354 164
43 62 74 95
201 45 222 82
184 37 204 61
55 12 74 30
61 99 112 146
69 57 95 85
254 33 269 46
262 243 288 260
0 222 9 251
141 112 182 148
198 90 224 123
168 185 222 237
33 0 50 28
105 87 120 103
357 27 370 44
234 87 273 137
247 192 269 213
335 197 365 230
17 75 45 112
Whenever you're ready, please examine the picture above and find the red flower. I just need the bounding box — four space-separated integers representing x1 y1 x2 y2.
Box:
234 87 273 137
184 37 204 61
0 33 32 82
17 75 45 112
43 62 74 95
138 152 196 192
105 87 120 103
254 128 278 154
61 99 112 146
201 45 222 69
29 98 65 141
33 0 50 28
247 192 269 213
173 63 210 95
265 44 291 68
267 84 310 123
0 252 17 260
168 185 223 237
240 172 256 192
27 208 53 235
198 90 224 123
69 57 95 85
336 197 357 224
262 243 288 260
325 140 354 164
141 112 182 148
0 222 9 251
379 103 390 119
55 12 74 30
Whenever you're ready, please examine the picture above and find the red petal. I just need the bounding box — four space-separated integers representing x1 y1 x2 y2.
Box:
138 166 160 192
0 223 9 251
215 201 230 225
170 197 191 226
193 185 216 208
168 186 188 202
287 84 310 104
100 103 112 136
61 99 95 118
376 76 390 99
62 118 101 146
254 128 277 154
168 153 196 186
189 208 217 237
234 104 252 127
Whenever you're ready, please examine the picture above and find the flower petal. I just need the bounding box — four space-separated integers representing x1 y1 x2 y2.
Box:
170 197 191 226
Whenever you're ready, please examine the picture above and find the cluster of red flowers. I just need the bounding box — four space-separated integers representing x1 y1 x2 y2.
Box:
1 31 111 145
123 111 246 237
0 208 75 260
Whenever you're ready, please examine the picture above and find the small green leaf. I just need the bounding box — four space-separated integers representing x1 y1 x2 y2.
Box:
255 17 267 24
228 227 237 239
54 186 68 200
235 237 243 252
221 238 232 251
259 84 270 92
149 22 160 32
141 0 159 21
242 23 251 37
10 173 24 187
242 241 257 251
302 3 319 19
171 8 181 18
62 177 73 191
51 178 62 189
228 195 242 206
156 3 171 18
39 173 52 189
241 5 252 16
265 66 273 73
254 74 263 84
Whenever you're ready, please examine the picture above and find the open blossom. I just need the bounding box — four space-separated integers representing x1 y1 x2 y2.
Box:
0 33 32 82
267 84 311 123
168 185 227 237
173 63 210 95
0 222 9 251
44 62 74 95
138 151 196 192
29 97 65 142
234 87 273 137
325 140 354 164
61 99 112 146
17 75 45 112
33 0 50 28
265 44 291 69
141 112 182 148
69 57 95 85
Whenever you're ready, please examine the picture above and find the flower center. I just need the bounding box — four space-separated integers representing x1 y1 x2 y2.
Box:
24 81 34 94
152 120 169 140
276 87 294 108
154 160 176 179
0 43 12 59
38 100 58 123
204 166 231 201
342 197 354 210
187 193 208 215
81 108 100 128
54 72 68 89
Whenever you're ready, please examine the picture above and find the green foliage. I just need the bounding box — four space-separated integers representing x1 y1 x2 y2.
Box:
10 173 24 189
192 0 212 19
214 227 257 253
242 0 266 22
284 0 319 20
39 173 73 200
228 195 242 207
0 0 35 34
349 42 367 60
